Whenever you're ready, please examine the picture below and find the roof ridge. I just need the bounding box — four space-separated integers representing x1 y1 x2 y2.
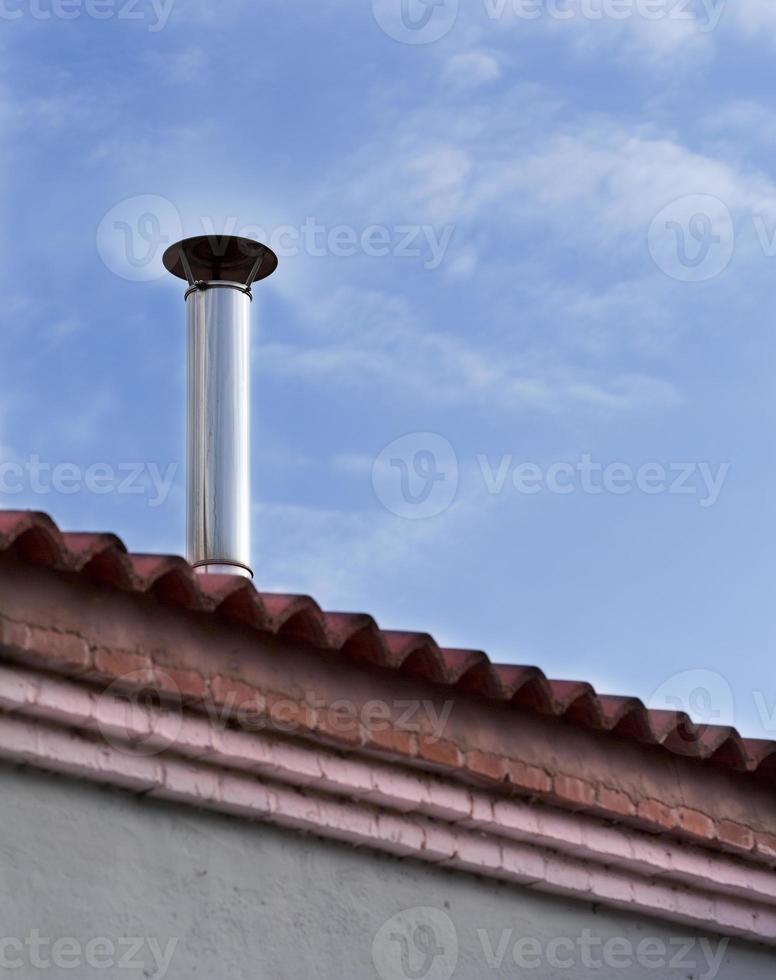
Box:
0 509 773 778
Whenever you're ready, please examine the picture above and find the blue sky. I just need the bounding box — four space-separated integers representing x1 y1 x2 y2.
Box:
1 0 776 738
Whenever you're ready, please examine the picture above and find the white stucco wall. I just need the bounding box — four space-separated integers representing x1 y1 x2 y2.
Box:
0 764 772 979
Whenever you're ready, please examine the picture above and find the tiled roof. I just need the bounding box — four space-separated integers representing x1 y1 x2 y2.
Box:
1 509 774 779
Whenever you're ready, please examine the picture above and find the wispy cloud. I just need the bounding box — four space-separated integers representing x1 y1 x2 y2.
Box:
256 67 776 420
253 499 447 608
442 50 503 89
262 284 681 413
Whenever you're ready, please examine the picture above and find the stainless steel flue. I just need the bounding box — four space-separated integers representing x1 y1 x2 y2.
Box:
163 235 278 579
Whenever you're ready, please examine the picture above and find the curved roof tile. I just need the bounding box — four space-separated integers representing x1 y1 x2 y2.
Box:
0 510 771 778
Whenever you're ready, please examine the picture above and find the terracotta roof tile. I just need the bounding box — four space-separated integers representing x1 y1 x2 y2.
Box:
0 509 772 779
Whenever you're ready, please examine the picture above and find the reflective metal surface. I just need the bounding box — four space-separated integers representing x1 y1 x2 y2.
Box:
187 283 252 578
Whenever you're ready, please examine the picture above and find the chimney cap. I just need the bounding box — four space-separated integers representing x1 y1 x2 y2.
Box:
163 235 278 287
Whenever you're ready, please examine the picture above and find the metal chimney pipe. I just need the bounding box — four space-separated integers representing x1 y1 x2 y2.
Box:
163 235 278 578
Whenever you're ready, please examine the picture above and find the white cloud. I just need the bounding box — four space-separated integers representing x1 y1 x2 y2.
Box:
451 0 776 67
443 0 720 70
332 80 776 254
268 74 776 414
253 499 447 607
443 50 503 89
260 283 681 414
160 45 208 85
727 0 776 35
700 100 776 153
238 58 776 419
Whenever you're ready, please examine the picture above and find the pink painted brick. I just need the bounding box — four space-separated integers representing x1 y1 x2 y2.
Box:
317 754 373 795
158 759 221 803
671 889 716 925
151 713 211 758
256 739 321 785
421 824 459 863
272 785 326 834
754 909 776 941
37 727 103 777
498 842 546 884
376 814 426 857
665 847 776 907
92 694 151 745
422 779 472 823
449 834 502 875
0 715 39 762
268 741 324 786
492 799 540 841
33 675 93 726
712 898 757 937
0 666 39 712
97 748 163 792
631 879 679 915
315 797 378 842
218 773 277 819
668 847 721 889
543 855 591 895
588 869 635 907
461 793 494 830
578 824 633 866
209 727 272 771
366 767 430 814
737 866 776 904
285 793 351 838
534 810 585 852
625 836 673 876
